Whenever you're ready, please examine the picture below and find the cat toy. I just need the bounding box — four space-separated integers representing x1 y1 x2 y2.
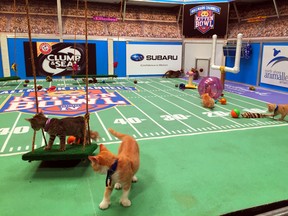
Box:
72 63 79 71
231 109 240 118
67 136 80 145
218 97 227 105
11 63 17 72
179 83 186 90
241 112 273 118
46 76 52 82
47 86 56 93
185 70 197 89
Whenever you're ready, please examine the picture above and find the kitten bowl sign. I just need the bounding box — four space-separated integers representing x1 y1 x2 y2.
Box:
261 45 288 88
0 87 133 116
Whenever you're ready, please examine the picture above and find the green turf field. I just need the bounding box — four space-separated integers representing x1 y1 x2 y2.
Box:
0 77 288 216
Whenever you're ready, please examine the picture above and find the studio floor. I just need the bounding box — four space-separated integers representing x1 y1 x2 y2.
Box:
0 77 288 216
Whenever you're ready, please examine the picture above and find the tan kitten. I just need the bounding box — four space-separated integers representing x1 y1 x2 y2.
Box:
267 103 288 121
88 128 140 210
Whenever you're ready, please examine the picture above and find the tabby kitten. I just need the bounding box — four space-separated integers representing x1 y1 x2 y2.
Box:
162 69 184 78
267 103 288 121
88 128 140 209
25 112 99 151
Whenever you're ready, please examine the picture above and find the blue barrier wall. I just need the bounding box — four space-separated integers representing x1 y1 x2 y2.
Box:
4 38 124 78
113 41 126 77
225 43 260 86
226 42 288 92
1 37 288 93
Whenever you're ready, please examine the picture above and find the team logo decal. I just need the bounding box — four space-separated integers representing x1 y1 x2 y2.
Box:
39 42 52 55
130 53 144 62
0 88 132 116
190 5 221 34
267 48 288 67
37 42 85 76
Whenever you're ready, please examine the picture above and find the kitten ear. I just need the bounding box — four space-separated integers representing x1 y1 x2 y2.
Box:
88 155 98 163
25 118 32 122
99 144 108 152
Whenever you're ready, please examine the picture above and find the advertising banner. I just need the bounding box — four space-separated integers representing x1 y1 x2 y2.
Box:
126 44 182 75
24 42 96 77
183 3 229 37
261 45 288 88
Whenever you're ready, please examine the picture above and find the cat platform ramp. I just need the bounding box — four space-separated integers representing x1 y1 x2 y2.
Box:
22 144 98 162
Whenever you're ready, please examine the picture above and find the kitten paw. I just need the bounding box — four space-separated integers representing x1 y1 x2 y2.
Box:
114 183 122 190
44 146 51 151
120 199 131 207
99 200 110 210
132 175 138 183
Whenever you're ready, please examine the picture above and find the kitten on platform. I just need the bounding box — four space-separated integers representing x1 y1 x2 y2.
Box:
26 112 99 151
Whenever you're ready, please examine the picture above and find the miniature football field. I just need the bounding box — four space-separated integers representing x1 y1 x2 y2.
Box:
0 77 288 216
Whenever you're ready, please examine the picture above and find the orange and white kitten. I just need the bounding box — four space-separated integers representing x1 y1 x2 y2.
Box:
88 128 140 210
201 93 215 109
267 103 288 121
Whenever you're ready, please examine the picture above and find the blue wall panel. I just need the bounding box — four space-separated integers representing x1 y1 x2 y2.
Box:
225 43 260 86
113 41 126 77
1 37 288 94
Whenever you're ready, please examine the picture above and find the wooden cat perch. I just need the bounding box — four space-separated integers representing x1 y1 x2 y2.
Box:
22 0 97 162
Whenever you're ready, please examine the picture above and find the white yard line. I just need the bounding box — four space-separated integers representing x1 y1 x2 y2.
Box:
224 95 266 108
153 79 269 125
114 106 143 137
100 123 288 145
15 81 23 90
115 85 171 134
168 78 269 108
94 111 112 141
150 79 250 126
132 79 220 129
130 87 198 131
0 112 22 152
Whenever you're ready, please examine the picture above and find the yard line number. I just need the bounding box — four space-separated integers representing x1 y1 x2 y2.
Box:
0 126 30 135
114 114 190 125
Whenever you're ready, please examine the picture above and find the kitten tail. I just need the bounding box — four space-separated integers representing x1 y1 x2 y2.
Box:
89 130 100 141
108 128 126 139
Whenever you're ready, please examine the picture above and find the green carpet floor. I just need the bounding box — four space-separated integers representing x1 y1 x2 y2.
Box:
1 126 288 216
